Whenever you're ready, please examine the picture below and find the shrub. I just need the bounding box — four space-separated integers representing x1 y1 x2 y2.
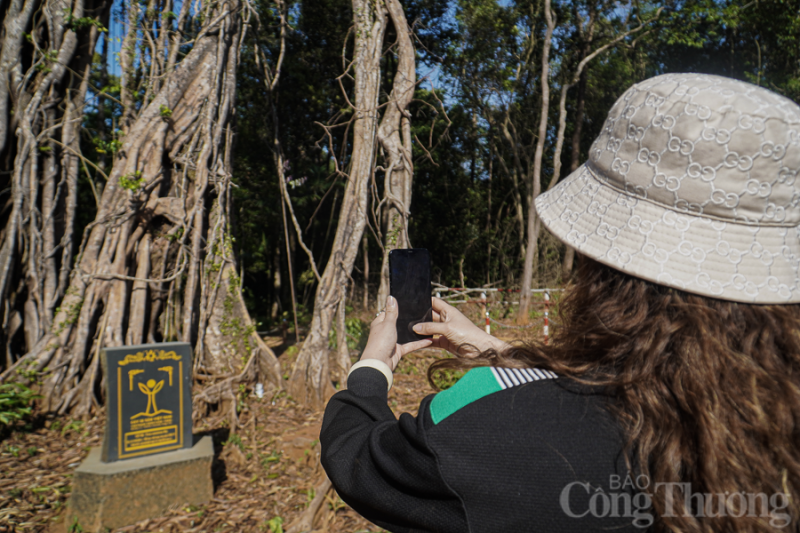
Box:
0 383 39 426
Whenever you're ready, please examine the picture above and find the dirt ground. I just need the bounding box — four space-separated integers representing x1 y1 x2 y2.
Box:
0 313 541 533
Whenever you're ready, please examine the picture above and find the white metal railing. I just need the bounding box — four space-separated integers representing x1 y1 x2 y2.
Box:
431 285 560 341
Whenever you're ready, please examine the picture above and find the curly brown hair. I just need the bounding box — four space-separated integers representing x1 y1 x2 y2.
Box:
428 257 800 532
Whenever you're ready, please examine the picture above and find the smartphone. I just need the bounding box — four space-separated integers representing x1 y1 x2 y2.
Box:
389 248 433 345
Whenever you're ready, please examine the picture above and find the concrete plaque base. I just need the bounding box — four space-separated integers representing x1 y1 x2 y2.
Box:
67 436 214 532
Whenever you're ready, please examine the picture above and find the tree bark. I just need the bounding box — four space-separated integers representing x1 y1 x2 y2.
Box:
0 0 108 369
498 115 529 262
517 0 555 324
1 0 282 418
334 295 351 386
375 0 416 311
362 233 369 309
287 0 388 408
560 67 585 282
553 7 661 282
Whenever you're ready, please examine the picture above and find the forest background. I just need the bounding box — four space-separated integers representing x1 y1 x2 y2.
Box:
1 0 799 417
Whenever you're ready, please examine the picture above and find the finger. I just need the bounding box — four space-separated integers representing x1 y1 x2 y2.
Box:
432 310 442 323
370 311 386 326
429 336 446 349
430 336 458 356
431 297 455 314
398 338 432 357
384 295 398 321
412 321 449 336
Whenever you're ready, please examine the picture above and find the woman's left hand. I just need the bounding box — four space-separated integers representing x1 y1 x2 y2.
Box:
360 295 433 371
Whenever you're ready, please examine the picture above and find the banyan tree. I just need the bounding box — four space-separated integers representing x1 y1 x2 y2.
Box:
0 0 281 417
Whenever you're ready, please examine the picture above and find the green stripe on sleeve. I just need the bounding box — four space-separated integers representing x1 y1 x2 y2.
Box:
429 367 502 424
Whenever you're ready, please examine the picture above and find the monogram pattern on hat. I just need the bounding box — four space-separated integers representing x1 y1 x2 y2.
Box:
535 73 800 303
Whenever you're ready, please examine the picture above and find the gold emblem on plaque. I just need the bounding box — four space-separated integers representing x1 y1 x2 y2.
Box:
158 366 173 386
128 369 144 390
118 349 181 366
132 379 172 419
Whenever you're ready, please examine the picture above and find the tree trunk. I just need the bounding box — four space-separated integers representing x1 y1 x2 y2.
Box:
287 0 388 408
375 0 416 311
552 7 661 282
362 233 370 309
1 0 281 417
272 246 282 320
333 295 351 386
561 70 586 283
517 0 555 324
498 115 529 262
0 0 109 371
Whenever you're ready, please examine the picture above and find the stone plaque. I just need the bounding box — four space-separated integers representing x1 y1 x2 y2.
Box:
102 342 192 462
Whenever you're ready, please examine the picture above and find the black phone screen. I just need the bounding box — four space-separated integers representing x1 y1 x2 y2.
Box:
389 248 432 345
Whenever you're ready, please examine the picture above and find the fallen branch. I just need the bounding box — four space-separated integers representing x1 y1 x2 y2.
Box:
286 476 334 533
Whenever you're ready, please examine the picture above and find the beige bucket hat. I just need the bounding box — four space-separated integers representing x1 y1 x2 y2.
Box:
535 73 800 303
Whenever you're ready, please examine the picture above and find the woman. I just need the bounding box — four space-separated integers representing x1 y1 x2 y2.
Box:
320 73 800 532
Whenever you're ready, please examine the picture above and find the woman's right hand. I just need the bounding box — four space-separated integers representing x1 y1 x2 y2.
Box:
412 297 510 357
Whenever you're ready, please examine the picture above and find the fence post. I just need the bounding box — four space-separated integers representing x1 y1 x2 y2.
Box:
543 292 550 345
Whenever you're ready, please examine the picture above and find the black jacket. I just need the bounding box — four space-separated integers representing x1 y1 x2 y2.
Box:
321 365 649 533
